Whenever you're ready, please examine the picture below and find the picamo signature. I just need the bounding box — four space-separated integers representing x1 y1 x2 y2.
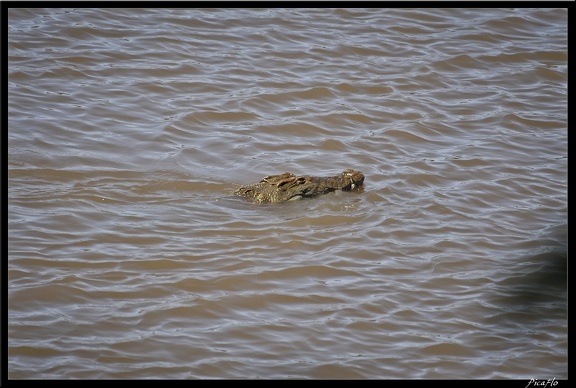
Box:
525 378 558 388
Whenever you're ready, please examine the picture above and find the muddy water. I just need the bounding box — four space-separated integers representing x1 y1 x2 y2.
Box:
8 8 567 379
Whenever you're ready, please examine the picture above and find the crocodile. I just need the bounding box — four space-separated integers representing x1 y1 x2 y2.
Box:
233 169 364 203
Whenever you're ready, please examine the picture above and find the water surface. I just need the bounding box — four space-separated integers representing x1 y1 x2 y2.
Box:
8 8 567 379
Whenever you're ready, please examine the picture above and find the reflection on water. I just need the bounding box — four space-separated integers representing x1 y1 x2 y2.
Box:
8 7 567 379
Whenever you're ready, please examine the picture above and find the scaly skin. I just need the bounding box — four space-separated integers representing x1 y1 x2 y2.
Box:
234 169 364 203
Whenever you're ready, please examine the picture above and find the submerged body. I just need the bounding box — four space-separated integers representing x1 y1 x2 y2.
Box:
234 169 364 203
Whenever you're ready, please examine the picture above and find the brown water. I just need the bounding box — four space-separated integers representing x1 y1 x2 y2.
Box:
7 8 567 379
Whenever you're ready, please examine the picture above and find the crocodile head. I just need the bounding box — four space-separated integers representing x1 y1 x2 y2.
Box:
234 169 365 203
